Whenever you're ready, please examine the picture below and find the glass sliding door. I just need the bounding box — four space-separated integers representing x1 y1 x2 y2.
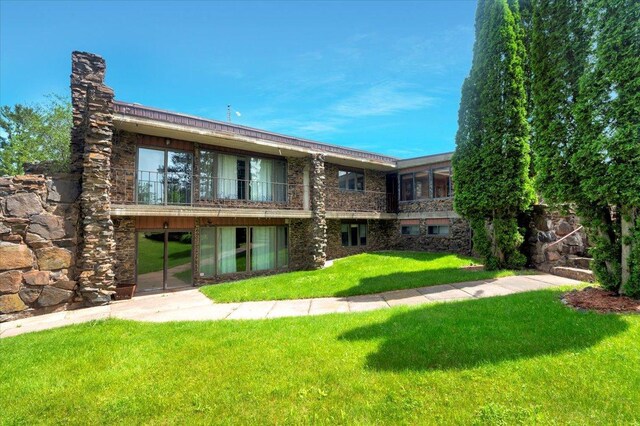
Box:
274 161 287 203
137 147 193 205
217 227 248 273
136 232 165 292
136 230 193 293
166 232 192 289
251 226 276 271
166 151 193 205
217 154 238 199
199 150 216 202
199 227 216 277
137 148 165 205
250 158 273 202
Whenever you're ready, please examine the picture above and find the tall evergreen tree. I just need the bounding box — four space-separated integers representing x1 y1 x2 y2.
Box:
453 0 535 270
574 0 640 295
530 0 639 296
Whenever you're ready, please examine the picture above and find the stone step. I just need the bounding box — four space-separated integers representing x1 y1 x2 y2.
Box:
567 256 593 270
552 266 595 283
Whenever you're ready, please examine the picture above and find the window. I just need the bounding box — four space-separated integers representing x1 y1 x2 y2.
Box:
339 169 364 192
399 166 453 201
206 226 288 276
427 225 450 236
137 147 193 205
401 225 420 236
341 223 367 247
432 167 452 198
400 174 414 201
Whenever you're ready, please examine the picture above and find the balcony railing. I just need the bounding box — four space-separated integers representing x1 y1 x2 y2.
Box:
111 169 306 209
111 169 398 214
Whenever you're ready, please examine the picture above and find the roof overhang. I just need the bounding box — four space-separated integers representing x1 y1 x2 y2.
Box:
113 102 397 171
395 152 453 170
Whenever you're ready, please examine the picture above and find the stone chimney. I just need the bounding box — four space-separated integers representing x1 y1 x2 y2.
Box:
70 51 116 305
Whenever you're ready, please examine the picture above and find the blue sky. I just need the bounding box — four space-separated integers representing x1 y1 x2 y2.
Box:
1 1 476 158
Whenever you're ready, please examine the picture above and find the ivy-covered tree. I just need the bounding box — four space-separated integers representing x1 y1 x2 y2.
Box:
0 94 72 175
453 0 536 270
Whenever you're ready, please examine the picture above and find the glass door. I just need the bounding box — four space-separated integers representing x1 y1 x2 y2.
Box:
166 232 193 289
136 230 193 292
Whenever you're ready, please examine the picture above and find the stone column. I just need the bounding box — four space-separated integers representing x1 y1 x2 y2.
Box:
71 51 116 305
310 153 327 268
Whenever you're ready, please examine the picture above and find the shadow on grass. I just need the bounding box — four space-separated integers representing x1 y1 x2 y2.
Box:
339 290 627 371
332 267 508 298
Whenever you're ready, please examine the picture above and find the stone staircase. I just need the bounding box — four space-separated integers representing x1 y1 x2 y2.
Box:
552 255 595 282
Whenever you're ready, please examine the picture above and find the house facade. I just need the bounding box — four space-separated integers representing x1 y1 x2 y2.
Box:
0 51 471 320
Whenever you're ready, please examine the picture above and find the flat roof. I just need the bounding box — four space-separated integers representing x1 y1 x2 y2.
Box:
113 101 398 165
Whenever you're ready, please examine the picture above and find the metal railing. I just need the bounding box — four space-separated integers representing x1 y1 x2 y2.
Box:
111 169 398 213
111 169 306 209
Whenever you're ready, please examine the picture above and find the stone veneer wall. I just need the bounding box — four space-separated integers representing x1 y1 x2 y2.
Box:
113 217 136 285
310 154 327 268
524 205 588 271
289 219 315 270
71 51 117 305
325 162 387 212
325 219 396 260
392 218 472 255
398 197 456 213
111 130 137 203
0 175 81 321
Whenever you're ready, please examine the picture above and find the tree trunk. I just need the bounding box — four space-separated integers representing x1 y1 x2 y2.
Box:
620 205 636 295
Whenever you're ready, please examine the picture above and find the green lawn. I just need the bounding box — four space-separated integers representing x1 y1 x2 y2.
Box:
1 289 639 424
201 251 528 302
136 234 192 275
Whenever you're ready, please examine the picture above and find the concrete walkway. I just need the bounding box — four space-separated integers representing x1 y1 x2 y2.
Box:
0 274 581 339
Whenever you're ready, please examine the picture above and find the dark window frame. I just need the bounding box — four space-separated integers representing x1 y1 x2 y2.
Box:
399 166 453 202
341 222 368 247
400 225 420 236
427 225 450 236
338 168 365 192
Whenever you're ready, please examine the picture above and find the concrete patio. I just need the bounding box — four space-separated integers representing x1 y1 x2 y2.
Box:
0 274 582 338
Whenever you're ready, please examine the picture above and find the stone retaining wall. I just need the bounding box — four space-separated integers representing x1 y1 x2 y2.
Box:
0 175 81 321
525 205 589 271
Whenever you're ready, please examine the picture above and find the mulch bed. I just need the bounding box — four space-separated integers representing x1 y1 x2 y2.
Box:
562 287 640 314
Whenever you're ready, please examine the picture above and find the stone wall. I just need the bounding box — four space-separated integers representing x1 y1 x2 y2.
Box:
0 175 81 321
310 154 327 268
392 218 472 255
113 217 136 285
287 157 307 210
398 197 455 213
111 130 137 203
71 51 117 305
288 219 316 270
525 205 588 271
325 219 396 260
325 162 387 212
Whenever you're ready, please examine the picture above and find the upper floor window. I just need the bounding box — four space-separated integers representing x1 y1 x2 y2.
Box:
198 151 287 203
137 147 193 205
339 169 364 192
400 166 453 201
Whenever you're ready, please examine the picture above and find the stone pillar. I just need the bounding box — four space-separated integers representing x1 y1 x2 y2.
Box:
310 153 327 268
71 51 116 305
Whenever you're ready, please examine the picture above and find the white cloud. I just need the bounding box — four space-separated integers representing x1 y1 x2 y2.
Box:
330 83 436 118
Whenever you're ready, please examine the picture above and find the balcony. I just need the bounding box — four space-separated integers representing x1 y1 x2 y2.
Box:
110 169 398 218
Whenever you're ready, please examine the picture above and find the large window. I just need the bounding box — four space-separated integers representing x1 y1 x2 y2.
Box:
341 223 367 247
399 166 453 201
199 150 287 203
339 169 364 192
137 147 193 205
202 225 288 276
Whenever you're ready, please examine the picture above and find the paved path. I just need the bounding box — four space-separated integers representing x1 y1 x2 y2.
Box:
0 274 581 339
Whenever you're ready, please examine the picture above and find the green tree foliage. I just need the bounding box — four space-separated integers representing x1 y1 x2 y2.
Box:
0 94 72 175
453 0 536 270
531 0 639 296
